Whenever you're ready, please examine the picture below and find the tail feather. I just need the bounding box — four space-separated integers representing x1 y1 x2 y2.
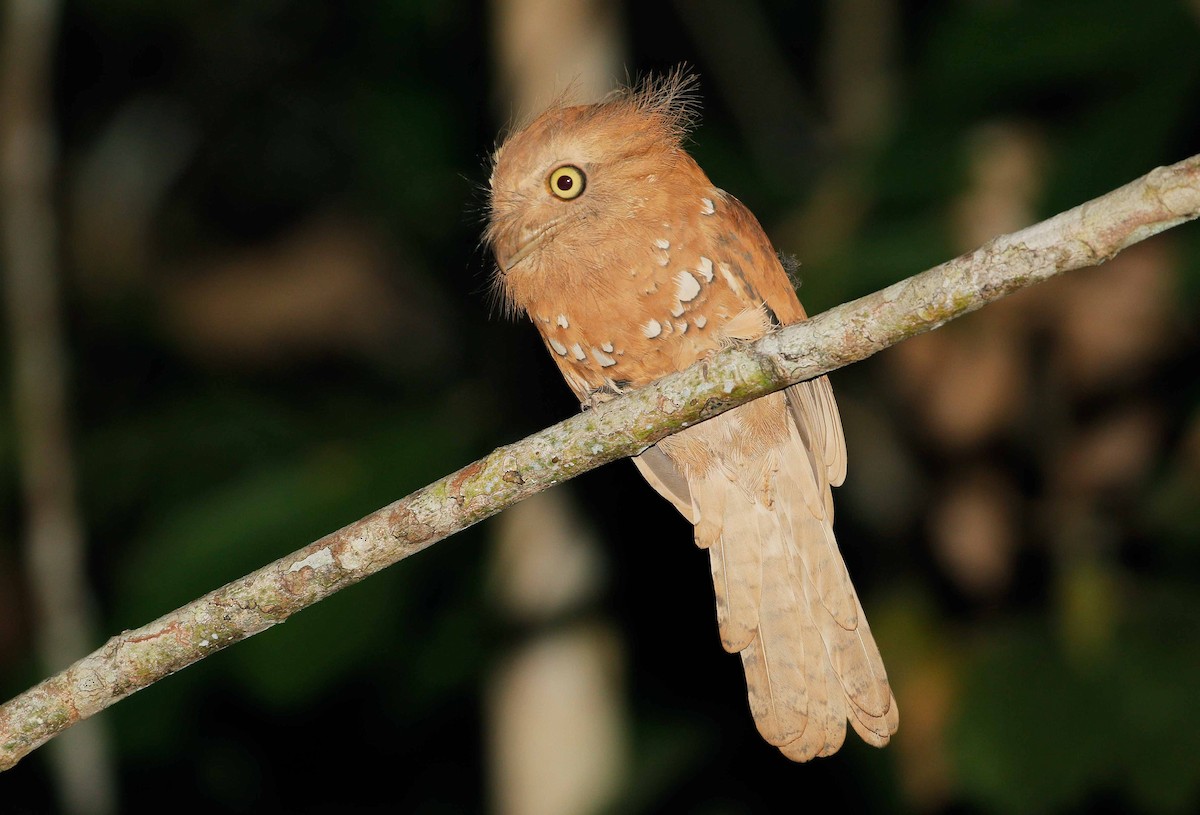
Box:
780 588 846 760
643 391 897 761
738 517 811 747
849 690 900 747
780 653 848 760
808 572 892 722
778 436 858 630
699 475 760 653
787 378 847 488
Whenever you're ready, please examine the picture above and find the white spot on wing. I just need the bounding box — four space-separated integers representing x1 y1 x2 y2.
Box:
556 314 569 328
701 197 715 215
694 315 708 329
718 261 743 294
571 343 586 361
696 256 714 282
670 303 685 317
676 321 688 333
601 341 614 353
675 271 701 301
654 238 671 266
644 319 662 338
591 348 617 367
549 338 568 355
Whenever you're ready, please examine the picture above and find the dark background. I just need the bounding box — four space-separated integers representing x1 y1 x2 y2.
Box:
3 0 1200 812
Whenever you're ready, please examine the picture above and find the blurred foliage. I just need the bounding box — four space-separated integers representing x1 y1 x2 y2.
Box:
1 0 1199 813
952 590 1200 814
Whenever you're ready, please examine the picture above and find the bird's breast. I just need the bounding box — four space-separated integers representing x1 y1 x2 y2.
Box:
524 200 773 399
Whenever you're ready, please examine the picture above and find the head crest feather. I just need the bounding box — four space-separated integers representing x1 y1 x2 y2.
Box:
608 67 701 143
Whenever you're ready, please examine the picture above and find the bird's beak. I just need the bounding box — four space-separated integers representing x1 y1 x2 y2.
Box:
503 233 543 272
502 216 567 273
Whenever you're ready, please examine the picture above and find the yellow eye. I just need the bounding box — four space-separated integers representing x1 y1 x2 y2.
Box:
548 165 586 200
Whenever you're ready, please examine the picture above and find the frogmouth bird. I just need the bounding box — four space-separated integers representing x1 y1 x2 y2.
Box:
486 73 897 761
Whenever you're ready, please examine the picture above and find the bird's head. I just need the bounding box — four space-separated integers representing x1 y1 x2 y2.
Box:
486 72 701 313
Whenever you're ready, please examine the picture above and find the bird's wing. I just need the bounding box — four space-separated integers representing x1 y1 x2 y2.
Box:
641 192 895 759
632 446 697 523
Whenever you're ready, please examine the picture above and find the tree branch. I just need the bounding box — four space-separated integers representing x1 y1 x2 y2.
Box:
2 153 1197 773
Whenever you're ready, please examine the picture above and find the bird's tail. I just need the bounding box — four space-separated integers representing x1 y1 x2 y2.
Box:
691 394 898 760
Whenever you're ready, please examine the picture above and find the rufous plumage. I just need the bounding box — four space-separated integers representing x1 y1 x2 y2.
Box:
486 73 897 761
